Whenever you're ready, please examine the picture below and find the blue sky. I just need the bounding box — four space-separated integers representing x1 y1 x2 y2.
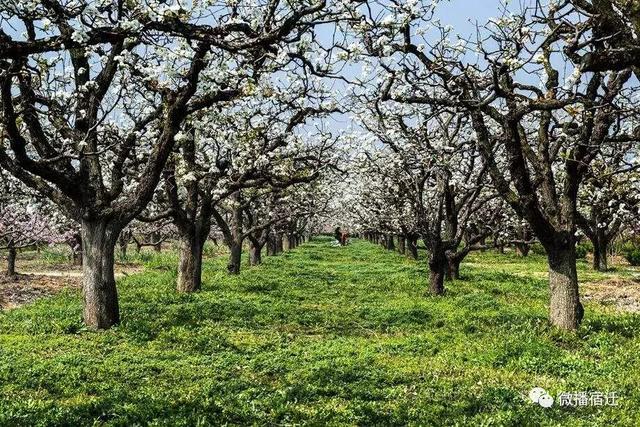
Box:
323 0 516 132
435 0 509 34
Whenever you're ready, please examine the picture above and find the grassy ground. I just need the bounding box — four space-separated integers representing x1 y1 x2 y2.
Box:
1 237 639 426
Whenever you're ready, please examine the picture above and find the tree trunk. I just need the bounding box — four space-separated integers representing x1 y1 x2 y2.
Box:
6 244 16 277
267 235 275 256
73 250 83 266
385 234 395 251
407 237 418 260
267 236 276 256
151 232 162 252
592 236 609 272
70 232 83 265
547 244 582 331
447 256 461 280
249 242 263 266
177 231 204 293
81 219 120 329
515 242 530 257
428 249 446 295
118 234 128 261
397 236 406 255
275 233 284 254
227 241 242 274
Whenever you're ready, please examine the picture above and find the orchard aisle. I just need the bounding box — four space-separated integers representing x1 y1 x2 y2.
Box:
0 237 638 425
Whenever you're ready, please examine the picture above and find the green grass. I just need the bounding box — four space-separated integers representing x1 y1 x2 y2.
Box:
1 238 639 426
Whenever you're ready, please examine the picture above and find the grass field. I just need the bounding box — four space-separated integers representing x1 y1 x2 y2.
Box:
1 237 639 426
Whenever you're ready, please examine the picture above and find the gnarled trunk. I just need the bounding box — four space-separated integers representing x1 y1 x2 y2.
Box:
547 244 582 331
177 231 204 293
81 219 120 329
227 241 242 274
275 233 284 254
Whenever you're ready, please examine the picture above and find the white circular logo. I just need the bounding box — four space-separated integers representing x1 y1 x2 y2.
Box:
539 393 554 408
529 387 546 403
529 387 554 408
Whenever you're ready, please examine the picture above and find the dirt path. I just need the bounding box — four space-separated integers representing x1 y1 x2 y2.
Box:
18 269 141 279
0 274 81 310
582 276 640 313
1 266 143 311
467 261 640 313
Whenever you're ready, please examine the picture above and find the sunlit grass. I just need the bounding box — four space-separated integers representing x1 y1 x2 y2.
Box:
0 237 638 426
